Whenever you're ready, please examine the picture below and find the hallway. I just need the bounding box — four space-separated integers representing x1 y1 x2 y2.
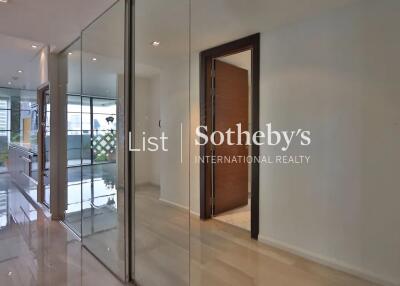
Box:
0 176 382 286
0 175 124 286
0 0 399 284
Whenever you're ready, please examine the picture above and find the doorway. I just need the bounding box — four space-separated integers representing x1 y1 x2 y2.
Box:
200 33 260 239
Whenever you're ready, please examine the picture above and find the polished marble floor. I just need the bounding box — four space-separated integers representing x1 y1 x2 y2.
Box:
0 174 124 286
64 163 123 277
1 171 381 286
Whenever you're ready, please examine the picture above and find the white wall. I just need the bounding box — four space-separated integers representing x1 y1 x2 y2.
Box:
24 46 49 90
135 76 161 186
191 0 400 284
159 61 190 208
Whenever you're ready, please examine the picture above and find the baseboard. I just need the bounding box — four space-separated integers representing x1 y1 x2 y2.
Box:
158 197 199 217
259 235 398 286
135 182 160 189
159 197 189 210
190 210 200 217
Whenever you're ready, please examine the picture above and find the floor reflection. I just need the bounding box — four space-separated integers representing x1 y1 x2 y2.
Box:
65 163 124 278
135 184 190 286
134 183 376 286
65 163 117 236
0 174 124 286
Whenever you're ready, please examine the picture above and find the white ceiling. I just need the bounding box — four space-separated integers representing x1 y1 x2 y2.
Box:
0 0 361 90
0 0 116 52
0 0 116 89
134 0 360 77
0 34 44 88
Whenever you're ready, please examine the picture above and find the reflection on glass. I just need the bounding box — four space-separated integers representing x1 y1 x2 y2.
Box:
0 88 37 173
43 90 51 206
81 0 126 279
133 0 190 285
63 38 83 235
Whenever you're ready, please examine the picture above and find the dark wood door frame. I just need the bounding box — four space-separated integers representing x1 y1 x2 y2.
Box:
199 33 260 239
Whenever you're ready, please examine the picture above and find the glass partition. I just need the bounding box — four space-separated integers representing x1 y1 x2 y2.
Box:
81 0 127 279
61 39 82 235
133 0 190 285
0 88 37 173
53 1 400 285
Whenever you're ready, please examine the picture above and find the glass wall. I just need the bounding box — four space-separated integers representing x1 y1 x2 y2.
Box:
56 1 400 285
61 39 82 235
67 95 117 167
67 94 83 167
133 0 190 285
0 88 37 173
81 0 127 280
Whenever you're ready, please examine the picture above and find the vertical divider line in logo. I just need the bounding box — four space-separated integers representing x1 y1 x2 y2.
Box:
180 123 183 163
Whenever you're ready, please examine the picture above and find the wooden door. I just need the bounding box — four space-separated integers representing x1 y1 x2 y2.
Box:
213 60 249 215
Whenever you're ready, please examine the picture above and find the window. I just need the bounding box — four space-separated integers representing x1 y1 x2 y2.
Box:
67 95 117 167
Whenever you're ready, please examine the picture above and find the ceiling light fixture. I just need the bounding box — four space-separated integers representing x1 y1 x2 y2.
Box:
92 57 97 61
32 45 38 49
0 0 9 3
68 52 73 55
17 70 23 74
151 41 160 47
8 82 12 85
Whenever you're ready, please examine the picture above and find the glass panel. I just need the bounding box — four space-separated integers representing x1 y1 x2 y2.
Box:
65 165 82 234
0 100 9 164
0 88 37 174
133 0 190 285
43 90 51 206
82 97 91 113
60 38 83 234
67 95 82 112
81 0 126 279
82 132 91 164
93 113 116 131
92 98 117 114
82 114 91 131
67 113 82 131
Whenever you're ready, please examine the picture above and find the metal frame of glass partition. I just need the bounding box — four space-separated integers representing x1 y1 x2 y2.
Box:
124 0 134 280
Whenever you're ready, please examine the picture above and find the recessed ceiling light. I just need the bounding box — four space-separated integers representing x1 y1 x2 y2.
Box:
7 81 12 85
17 70 23 74
32 44 38 49
92 57 97 61
151 41 160 47
68 52 73 56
